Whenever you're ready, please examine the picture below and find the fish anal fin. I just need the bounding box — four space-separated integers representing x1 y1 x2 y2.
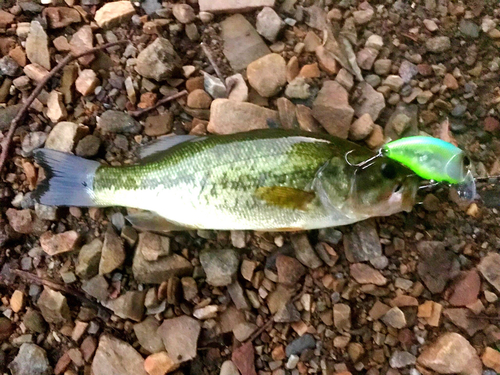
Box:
255 186 315 211
125 212 192 233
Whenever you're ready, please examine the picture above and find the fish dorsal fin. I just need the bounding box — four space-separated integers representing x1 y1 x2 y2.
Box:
255 186 316 211
139 134 204 163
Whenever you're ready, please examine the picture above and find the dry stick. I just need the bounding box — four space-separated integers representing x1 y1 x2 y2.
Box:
0 40 129 174
11 269 112 316
201 42 225 82
128 89 188 118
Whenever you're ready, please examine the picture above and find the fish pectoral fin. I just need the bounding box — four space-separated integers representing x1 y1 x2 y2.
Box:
255 186 316 211
138 134 205 163
125 212 192 232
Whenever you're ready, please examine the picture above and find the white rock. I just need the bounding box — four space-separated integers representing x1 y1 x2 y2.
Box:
256 7 284 42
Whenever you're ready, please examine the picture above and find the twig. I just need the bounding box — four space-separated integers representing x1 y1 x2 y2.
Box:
129 90 188 118
11 269 112 317
201 42 225 83
0 40 129 174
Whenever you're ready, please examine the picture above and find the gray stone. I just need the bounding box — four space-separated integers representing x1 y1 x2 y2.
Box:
76 239 103 279
399 60 419 83
92 335 147 375
45 121 83 153
0 56 21 77
221 14 270 71
200 249 239 286
133 317 165 354
105 291 145 322
459 19 480 38
157 315 201 364
8 343 51 375
34 204 57 221
204 73 227 99
97 110 141 134
0 104 22 131
133 250 193 284
285 77 311 99
352 82 385 122
390 350 416 368
256 7 284 42
172 4 195 23
478 253 500 293
99 228 125 274
220 360 240 375
227 281 250 310
22 309 47 333
384 103 419 140
417 241 460 294
285 334 315 357
141 0 161 15
37 288 71 324
199 0 275 13
135 37 182 81
343 220 382 262
26 21 50 70
291 233 323 269
425 36 451 53
81 274 109 301
75 135 101 157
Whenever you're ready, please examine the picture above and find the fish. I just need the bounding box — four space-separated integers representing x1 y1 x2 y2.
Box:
32 129 420 232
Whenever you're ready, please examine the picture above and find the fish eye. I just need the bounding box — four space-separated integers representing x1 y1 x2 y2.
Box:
381 162 397 179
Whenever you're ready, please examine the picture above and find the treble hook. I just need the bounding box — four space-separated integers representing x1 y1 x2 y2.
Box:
344 149 383 170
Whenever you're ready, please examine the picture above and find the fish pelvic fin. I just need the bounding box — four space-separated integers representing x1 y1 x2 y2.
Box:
126 211 194 233
32 149 100 207
255 186 316 211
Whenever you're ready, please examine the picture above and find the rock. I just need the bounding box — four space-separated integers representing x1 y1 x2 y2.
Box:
482 347 500 373
459 19 480 38
417 332 482 375
232 342 257 375
137 232 170 262
383 75 404 92
144 112 173 137
81 275 109 301
426 36 451 53
207 99 278 134
478 253 500 293
390 351 416 368
225 74 248 102
37 288 71 324
75 135 101 157
0 317 13 341
70 26 94 66
267 284 294 314
144 352 178 375
203 73 226 99
299 63 321 79
484 117 500 133
417 241 460 294
187 89 212 109
134 317 165 354
172 4 195 23
349 113 374 141
26 21 50 70
286 334 315 357
200 249 239 286
40 230 79 256
0 104 22 131
10 290 24 313
92 335 147 375
443 73 459 90
0 10 15 28
75 69 99 96
24 64 49 83
446 269 480 306
350 263 387 285
276 255 306 285
382 307 406 329
133 249 193 284
94 1 136 29
99 227 125 274
256 7 284 42
105 291 145 322
233 322 257 341
353 82 385 122
8 343 51 375
97 110 141 134
228 281 250 310
247 53 286 98
443 308 487 336
285 77 311 99
221 14 270 71
0 56 20 77
276 97 297 129
291 233 323 269
315 45 340 75
312 81 354 138
46 91 67 123
135 38 182 82
274 302 300 323
22 131 47 154
333 304 351 331
353 8 374 24
23 309 46 333
343 220 382 262
157 316 200 364
384 103 418 140
6 208 33 234
357 47 379 70
141 0 162 15
45 121 85 153
220 360 240 375
44 7 81 29
199 0 274 13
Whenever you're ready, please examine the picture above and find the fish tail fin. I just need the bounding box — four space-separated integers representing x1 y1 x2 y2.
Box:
32 149 100 207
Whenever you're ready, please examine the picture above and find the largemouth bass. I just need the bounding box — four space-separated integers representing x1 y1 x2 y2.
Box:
33 129 419 231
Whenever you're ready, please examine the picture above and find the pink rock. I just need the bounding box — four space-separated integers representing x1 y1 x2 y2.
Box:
232 342 257 375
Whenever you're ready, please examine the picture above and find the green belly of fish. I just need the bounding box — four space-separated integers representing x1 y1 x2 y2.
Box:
92 132 368 230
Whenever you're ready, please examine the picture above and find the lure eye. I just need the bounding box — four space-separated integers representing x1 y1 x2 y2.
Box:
381 162 397 179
